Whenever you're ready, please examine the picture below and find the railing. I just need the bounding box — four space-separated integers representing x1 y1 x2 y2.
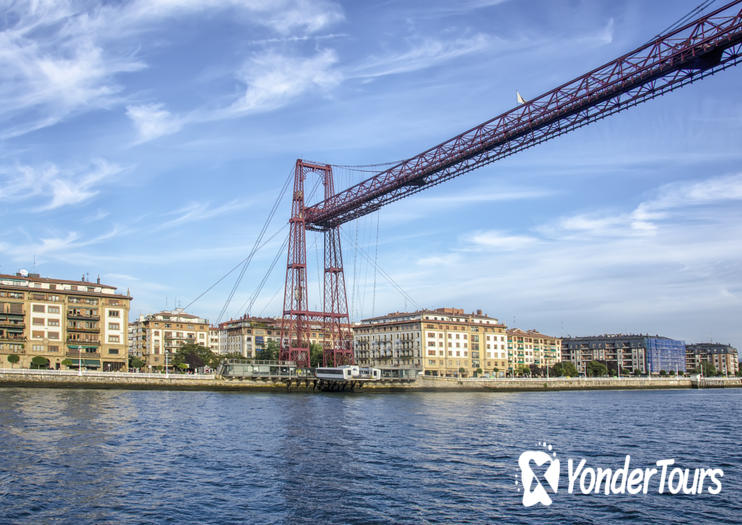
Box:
0 368 216 380
66 312 100 320
66 351 101 358
0 335 26 341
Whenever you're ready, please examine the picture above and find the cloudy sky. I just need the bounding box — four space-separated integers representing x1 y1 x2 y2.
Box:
1 0 740 352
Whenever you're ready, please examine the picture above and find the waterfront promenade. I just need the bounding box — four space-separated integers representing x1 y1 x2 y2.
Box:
1 368 740 392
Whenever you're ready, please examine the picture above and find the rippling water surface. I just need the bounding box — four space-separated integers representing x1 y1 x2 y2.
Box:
0 388 739 523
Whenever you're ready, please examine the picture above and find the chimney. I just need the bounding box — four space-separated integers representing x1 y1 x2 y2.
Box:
476 309 482 315
97 274 101 284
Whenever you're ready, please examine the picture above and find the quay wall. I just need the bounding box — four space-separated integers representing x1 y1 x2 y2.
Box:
1 369 741 392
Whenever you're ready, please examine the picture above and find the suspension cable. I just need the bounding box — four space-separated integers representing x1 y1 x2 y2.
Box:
340 225 421 313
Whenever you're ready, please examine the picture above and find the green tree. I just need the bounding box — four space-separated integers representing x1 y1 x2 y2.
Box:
516 364 531 377
659 369 667 376
30 356 50 369
61 358 73 368
173 343 218 370
701 361 717 377
260 340 280 361
475 367 483 377
586 360 608 377
7 354 19 368
129 356 146 370
309 343 323 367
552 361 578 377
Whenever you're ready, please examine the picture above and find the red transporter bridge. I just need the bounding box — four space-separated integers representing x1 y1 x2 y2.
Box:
280 1 742 368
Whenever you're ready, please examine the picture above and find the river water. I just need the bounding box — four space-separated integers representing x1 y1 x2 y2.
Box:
0 388 739 524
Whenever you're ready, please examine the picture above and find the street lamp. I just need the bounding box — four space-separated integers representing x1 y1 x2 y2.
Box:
77 344 82 376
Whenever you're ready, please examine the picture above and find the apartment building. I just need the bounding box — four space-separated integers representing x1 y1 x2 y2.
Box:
129 309 209 370
507 328 562 373
0 271 130 371
561 334 686 375
208 326 220 353
217 316 332 358
353 307 508 377
686 343 739 376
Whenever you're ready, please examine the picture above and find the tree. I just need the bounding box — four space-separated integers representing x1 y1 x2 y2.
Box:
30 356 50 369
552 361 578 377
61 358 73 368
458 367 467 377
586 360 608 377
7 354 19 368
516 364 531 377
129 356 146 370
309 343 323 367
475 367 483 377
701 361 717 377
260 340 280 361
659 369 667 376
173 343 218 370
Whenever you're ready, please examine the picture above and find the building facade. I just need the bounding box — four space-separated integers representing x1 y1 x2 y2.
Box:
686 343 739 376
506 328 562 373
353 307 507 377
129 310 210 370
561 335 686 375
217 316 332 358
0 272 131 371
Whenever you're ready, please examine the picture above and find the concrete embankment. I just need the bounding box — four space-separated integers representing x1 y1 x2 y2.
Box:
1 369 741 393
0 370 742 392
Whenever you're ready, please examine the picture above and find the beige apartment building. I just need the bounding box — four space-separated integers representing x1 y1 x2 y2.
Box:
507 328 562 373
686 343 739 376
217 315 335 358
129 309 209 370
353 307 508 377
0 271 130 371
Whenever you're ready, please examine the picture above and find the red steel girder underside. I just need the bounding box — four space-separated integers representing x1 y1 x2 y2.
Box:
304 0 742 231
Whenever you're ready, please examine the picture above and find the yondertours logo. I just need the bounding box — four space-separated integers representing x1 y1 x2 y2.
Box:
516 443 724 507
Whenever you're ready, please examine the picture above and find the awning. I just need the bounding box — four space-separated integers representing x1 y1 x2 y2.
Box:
69 359 100 366
67 345 98 350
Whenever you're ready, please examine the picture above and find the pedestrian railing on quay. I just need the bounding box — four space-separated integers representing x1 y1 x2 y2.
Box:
0 368 216 380
446 376 690 382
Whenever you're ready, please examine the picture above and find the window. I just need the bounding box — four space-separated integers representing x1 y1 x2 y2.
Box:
32 344 44 351
48 306 60 314
32 304 45 313
32 331 44 339
108 348 120 355
48 319 60 327
108 335 120 343
108 323 120 330
108 310 120 318
48 345 59 352
32 318 45 326
48 332 60 340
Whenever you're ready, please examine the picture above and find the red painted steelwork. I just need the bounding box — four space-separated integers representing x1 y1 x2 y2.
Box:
280 161 353 367
304 0 742 230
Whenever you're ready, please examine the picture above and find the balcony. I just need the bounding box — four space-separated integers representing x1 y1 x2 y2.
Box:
67 312 100 321
0 321 25 329
67 325 100 333
66 338 100 346
0 334 26 342
67 351 101 359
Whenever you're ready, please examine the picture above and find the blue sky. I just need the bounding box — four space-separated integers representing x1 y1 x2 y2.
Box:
1 0 741 352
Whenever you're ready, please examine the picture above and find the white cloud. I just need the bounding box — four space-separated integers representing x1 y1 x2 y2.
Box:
350 34 491 80
128 0 344 35
0 159 123 211
465 230 539 251
158 200 252 230
230 48 342 114
126 103 185 143
0 228 121 264
0 0 344 138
